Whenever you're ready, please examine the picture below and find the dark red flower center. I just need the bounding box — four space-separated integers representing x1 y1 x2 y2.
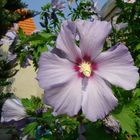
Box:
74 55 97 78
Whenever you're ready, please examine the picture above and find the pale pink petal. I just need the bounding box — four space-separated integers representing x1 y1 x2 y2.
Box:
1 98 26 122
82 75 118 122
114 23 128 31
56 21 81 62
44 77 82 116
94 43 139 90
124 0 136 3
37 52 76 90
75 19 112 59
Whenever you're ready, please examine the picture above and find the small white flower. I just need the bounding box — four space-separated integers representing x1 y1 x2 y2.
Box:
103 115 120 133
114 23 128 31
6 31 16 40
123 0 136 3
51 0 65 10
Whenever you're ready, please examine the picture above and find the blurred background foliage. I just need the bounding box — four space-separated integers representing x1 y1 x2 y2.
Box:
0 0 29 111
0 0 140 140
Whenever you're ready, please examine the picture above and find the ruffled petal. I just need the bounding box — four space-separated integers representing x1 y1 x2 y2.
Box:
1 98 26 122
94 43 139 90
82 75 118 122
75 19 112 59
37 52 76 90
44 77 82 116
56 21 81 62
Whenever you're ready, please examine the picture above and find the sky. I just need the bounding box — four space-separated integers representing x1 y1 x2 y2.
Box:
23 0 107 29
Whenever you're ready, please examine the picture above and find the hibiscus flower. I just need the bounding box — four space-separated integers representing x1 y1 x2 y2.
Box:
37 19 139 122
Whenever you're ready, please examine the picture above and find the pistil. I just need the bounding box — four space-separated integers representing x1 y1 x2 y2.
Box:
79 62 92 77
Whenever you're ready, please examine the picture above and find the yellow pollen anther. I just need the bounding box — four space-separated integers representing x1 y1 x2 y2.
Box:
79 62 92 77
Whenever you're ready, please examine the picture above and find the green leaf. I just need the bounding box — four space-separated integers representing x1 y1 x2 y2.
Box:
84 122 113 140
135 43 140 50
23 122 38 137
21 96 44 115
37 32 56 43
0 0 7 8
18 28 27 40
40 137 50 140
113 105 137 136
133 88 140 98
